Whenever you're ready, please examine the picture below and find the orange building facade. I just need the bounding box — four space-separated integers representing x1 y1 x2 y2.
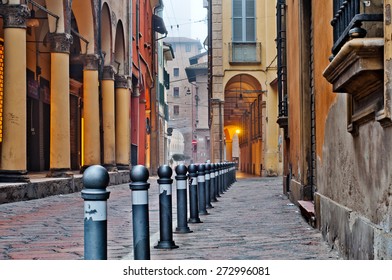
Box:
0 0 164 182
279 0 392 259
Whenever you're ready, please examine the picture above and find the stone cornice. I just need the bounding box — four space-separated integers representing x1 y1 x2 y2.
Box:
115 75 129 89
0 4 29 29
83 54 100 70
102 65 115 80
48 33 73 54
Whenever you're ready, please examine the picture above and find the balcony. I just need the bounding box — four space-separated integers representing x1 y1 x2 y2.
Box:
331 0 383 56
229 42 261 64
277 98 288 129
324 0 389 133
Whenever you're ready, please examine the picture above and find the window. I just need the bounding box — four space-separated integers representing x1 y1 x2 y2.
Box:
173 87 179 98
173 68 179 77
173 105 180 115
185 44 191 52
230 0 259 63
232 0 255 42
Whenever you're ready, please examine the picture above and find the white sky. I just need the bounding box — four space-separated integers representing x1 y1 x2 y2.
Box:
163 0 208 42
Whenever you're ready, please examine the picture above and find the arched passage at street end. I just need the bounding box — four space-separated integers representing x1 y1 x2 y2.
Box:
224 74 264 174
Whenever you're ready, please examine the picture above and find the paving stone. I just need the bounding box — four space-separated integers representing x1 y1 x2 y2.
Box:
0 173 340 260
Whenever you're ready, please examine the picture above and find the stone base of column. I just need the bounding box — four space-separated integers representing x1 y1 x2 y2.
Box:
47 168 72 178
116 163 130 171
0 170 30 183
103 164 118 172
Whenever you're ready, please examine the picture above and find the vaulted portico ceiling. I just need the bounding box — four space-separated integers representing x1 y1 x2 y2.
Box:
223 74 263 123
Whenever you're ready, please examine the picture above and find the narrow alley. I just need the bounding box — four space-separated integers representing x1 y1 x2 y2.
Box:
0 174 339 260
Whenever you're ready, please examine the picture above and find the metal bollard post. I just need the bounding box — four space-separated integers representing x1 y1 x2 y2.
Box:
215 163 221 198
129 165 151 260
210 163 218 202
205 163 213 209
219 163 224 195
231 162 236 184
198 164 209 215
228 163 232 188
155 165 178 249
174 164 192 234
223 163 228 191
188 164 202 223
81 165 110 260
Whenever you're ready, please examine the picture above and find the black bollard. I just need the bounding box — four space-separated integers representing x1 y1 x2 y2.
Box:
220 163 225 194
197 164 209 215
210 163 218 202
205 163 213 209
129 165 151 260
81 165 110 260
215 163 221 198
174 164 192 234
188 164 202 223
155 165 178 249
223 163 228 191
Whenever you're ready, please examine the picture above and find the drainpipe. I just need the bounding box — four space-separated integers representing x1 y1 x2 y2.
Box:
98 0 104 166
208 0 213 128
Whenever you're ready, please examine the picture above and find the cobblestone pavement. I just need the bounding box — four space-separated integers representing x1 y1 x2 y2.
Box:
0 173 340 260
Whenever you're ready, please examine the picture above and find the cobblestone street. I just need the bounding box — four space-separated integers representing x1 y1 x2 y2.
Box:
0 173 340 260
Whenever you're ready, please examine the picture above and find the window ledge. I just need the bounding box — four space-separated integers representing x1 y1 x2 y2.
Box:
323 38 391 133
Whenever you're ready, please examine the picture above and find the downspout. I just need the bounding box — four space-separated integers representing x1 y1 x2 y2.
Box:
129 0 132 77
208 0 213 128
98 0 104 167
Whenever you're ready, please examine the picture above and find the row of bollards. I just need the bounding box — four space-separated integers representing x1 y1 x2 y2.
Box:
81 162 237 260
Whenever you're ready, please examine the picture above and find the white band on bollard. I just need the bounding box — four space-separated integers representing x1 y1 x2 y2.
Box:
160 184 172 195
84 201 107 221
177 180 187 190
198 175 205 183
210 173 215 179
191 178 198 186
205 174 210 180
132 190 148 205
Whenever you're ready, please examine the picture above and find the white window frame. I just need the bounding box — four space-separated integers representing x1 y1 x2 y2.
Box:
232 0 256 42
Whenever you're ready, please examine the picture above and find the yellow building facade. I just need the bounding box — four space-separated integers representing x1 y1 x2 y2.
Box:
209 0 282 176
0 0 132 182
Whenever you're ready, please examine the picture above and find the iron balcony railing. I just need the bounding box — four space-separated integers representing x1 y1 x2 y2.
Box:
279 99 288 118
277 0 288 119
331 0 383 56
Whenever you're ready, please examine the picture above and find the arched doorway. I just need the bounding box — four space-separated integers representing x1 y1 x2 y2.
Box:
224 74 263 174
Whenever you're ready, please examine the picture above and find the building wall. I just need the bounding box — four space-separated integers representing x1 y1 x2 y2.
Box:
0 0 142 181
285 0 392 259
210 0 281 175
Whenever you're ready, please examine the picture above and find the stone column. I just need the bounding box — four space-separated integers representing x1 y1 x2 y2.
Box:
210 99 224 163
0 5 30 182
115 75 130 169
226 139 233 161
102 66 116 171
82 54 101 169
48 32 73 177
